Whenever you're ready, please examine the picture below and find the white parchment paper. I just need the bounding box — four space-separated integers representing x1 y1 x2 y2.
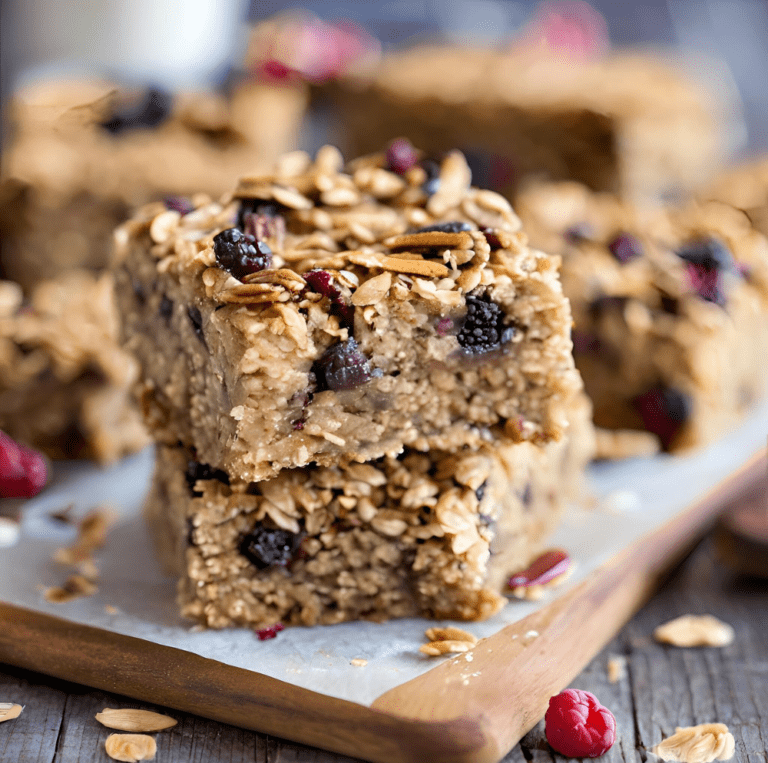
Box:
1 404 766 706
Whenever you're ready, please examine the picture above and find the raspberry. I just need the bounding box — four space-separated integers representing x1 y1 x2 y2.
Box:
256 622 285 640
239 525 302 569
312 339 373 392
608 232 643 264
0 430 47 499
457 294 514 354
545 689 616 758
213 228 272 281
385 138 418 175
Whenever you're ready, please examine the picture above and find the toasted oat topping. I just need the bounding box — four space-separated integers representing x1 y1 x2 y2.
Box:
653 615 735 648
651 724 735 762
96 708 177 732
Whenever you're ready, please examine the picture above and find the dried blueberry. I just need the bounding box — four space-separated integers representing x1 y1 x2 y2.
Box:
188 306 205 343
633 386 692 450
608 232 643 264
101 87 172 133
164 196 194 216
475 480 488 503
239 525 302 569
420 159 441 196
185 461 230 496
457 294 513 354
159 295 173 322
213 228 272 281
304 269 354 327
415 221 472 234
675 237 734 306
312 338 373 392
564 222 595 244
385 138 419 175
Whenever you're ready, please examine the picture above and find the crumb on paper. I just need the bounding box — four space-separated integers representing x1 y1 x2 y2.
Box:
651 723 735 762
421 626 478 657
44 574 98 603
0 703 23 723
653 615 735 648
104 732 157 762
350 658 368 667
54 506 117 569
607 654 627 683
0 517 20 549
105 604 120 615
49 503 75 524
525 630 539 639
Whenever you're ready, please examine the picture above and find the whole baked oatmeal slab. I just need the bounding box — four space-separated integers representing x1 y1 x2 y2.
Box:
114 146 582 482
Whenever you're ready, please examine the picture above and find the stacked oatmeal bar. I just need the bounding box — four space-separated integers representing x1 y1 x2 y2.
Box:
516 181 768 454
114 145 592 627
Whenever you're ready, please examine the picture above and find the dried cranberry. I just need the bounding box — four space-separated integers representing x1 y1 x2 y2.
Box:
237 200 286 245
435 316 453 337
239 525 302 569
608 232 643 264
457 294 514 354
385 138 418 175
564 222 594 243
188 306 205 343
164 196 194 216
256 622 285 640
633 386 691 450
509 548 571 588
101 87 172 134
213 228 272 281
303 270 354 327
686 263 726 305
545 689 616 758
0 430 47 499
676 237 734 306
184 460 230 497
414 221 472 234
312 339 373 392
482 228 503 249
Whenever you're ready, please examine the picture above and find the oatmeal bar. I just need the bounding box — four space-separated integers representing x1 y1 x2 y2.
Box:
516 181 768 452
332 47 726 201
146 427 589 628
0 272 148 462
114 145 582 482
0 76 307 290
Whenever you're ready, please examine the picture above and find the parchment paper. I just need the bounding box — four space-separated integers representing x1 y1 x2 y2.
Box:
1 403 766 706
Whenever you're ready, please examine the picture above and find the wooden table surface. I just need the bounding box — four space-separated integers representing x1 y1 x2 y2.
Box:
2 524 766 763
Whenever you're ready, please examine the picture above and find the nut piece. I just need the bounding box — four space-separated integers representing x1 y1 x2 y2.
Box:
653 615 735 647
350 658 368 667
606 654 627 684
96 708 177 732
104 733 157 762
419 640 474 656
424 626 477 644
651 723 735 762
0 703 23 723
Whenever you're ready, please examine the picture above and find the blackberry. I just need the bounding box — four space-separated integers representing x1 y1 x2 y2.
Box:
184 460 230 496
312 339 373 392
239 525 302 569
457 294 513 354
385 138 418 175
607 232 643 264
633 386 692 450
101 87 172 134
415 221 472 234
213 228 272 281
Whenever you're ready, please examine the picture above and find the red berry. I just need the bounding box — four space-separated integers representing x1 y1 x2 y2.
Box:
545 689 616 758
508 548 571 588
256 622 285 641
0 430 48 499
385 138 418 175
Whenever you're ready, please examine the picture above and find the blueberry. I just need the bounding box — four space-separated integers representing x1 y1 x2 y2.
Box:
101 87 172 134
608 232 643 264
415 221 472 234
457 294 514 354
239 525 302 569
675 237 733 271
185 460 230 496
420 159 441 196
213 228 272 281
633 386 692 450
385 138 418 175
312 338 373 392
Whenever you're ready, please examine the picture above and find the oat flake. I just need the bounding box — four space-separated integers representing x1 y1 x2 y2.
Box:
104 733 157 762
96 708 177 732
653 615 735 648
651 723 735 762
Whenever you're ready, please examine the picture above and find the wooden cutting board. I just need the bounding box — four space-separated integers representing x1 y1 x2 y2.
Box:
0 448 764 763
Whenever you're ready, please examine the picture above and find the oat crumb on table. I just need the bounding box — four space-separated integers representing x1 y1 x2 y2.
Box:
651 723 735 762
653 614 735 647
